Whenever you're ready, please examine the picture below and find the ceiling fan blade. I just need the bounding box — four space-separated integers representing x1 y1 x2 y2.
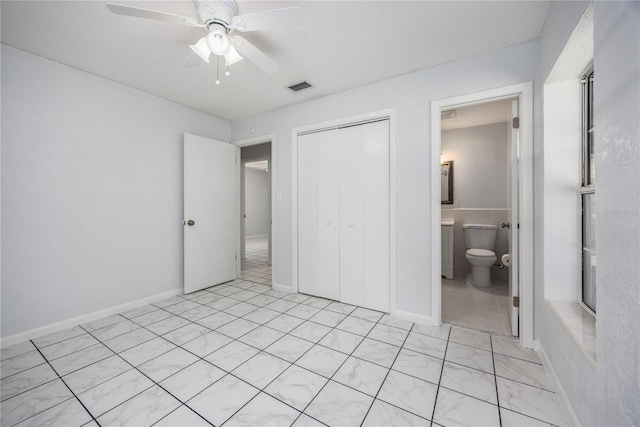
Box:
231 7 302 32
230 36 278 74
106 3 204 28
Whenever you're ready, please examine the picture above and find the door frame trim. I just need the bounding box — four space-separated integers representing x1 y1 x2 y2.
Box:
233 134 275 283
430 82 534 348
291 109 397 314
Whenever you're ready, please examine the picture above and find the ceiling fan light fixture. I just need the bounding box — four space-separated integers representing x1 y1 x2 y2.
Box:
225 46 244 66
206 23 231 56
190 37 211 63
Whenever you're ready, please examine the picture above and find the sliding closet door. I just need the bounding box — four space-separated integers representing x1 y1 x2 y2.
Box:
298 131 340 300
362 120 390 311
298 133 319 296
316 131 340 300
339 126 365 306
298 119 390 311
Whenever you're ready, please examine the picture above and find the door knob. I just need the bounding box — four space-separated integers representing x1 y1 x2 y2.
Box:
187 220 195 226
325 220 331 226
348 222 354 227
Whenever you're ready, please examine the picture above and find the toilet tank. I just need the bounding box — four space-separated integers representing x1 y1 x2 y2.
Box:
463 224 498 250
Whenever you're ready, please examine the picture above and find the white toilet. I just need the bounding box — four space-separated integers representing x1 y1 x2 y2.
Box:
463 224 498 288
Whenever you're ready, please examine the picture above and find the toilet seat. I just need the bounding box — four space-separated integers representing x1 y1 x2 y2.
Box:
466 248 495 258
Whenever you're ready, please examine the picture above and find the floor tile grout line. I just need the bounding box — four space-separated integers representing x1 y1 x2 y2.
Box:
151 404 215 427
0 366 60 403
358 320 422 427
429 326 453 427
491 335 504 427
289 307 387 425
28 340 102 427
79 325 220 424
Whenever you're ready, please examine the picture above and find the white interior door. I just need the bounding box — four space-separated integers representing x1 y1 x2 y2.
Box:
508 100 520 336
184 133 238 294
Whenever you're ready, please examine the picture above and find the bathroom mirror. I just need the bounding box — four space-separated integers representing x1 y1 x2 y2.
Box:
441 161 454 204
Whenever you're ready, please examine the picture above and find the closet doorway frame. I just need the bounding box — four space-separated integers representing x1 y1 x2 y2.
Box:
291 109 397 314
430 82 534 348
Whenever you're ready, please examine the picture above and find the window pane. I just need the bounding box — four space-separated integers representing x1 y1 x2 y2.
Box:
587 71 595 185
582 193 596 312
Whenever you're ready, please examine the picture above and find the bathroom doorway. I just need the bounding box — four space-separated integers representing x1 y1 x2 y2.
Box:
439 98 515 335
239 141 272 286
431 82 534 345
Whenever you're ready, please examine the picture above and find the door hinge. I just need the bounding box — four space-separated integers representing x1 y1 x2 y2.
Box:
512 117 520 129
513 296 520 308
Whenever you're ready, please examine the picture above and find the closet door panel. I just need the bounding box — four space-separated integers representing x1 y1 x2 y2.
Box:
297 134 319 296
316 130 341 300
363 121 390 311
339 126 365 307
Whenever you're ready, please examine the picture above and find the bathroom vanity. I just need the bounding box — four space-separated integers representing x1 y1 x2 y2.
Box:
441 219 454 279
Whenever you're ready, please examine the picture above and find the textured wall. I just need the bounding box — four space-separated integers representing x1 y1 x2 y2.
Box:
538 2 640 425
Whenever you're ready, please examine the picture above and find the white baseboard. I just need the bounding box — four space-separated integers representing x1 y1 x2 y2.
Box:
272 282 294 293
392 310 438 326
0 288 183 348
536 340 581 427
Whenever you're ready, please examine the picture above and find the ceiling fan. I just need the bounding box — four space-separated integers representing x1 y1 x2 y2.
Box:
106 0 302 77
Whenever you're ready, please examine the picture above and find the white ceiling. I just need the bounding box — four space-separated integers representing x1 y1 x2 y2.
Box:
1 1 550 121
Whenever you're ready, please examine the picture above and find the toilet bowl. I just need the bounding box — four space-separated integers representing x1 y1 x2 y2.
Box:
463 224 498 288
465 249 497 288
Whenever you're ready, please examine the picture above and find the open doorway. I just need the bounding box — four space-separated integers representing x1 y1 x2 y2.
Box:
439 98 516 336
240 142 272 286
431 82 534 347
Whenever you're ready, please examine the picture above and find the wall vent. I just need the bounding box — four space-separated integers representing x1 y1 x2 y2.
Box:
288 81 313 93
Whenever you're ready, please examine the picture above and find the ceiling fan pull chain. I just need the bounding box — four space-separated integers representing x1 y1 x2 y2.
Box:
215 55 221 85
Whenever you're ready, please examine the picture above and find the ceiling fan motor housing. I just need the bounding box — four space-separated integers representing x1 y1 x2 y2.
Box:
195 0 238 27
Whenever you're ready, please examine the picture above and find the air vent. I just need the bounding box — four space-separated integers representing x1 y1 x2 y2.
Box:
288 81 313 93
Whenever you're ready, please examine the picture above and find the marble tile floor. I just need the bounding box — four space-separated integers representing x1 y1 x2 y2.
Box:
241 235 271 286
442 275 512 336
0 279 569 427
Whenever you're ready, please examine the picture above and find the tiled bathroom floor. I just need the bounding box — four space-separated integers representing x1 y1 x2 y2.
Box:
0 279 568 427
241 235 272 286
442 275 512 336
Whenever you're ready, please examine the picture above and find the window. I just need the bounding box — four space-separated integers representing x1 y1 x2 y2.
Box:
581 67 596 313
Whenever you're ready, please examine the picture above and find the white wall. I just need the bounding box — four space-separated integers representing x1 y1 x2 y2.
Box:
1 46 230 339
538 2 640 425
441 123 508 208
244 168 270 237
232 41 538 319
543 80 582 302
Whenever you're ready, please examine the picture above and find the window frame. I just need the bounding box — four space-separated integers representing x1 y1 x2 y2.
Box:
580 65 596 316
